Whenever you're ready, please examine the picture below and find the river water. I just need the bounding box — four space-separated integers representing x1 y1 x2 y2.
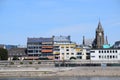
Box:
0 77 120 80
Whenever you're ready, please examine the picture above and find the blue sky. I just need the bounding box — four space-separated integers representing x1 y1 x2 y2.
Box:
0 0 120 45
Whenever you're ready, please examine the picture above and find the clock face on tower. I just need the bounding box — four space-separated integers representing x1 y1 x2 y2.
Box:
99 32 102 36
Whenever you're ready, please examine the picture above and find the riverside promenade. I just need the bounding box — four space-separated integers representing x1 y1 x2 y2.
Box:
0 66 120 77
0 60 120 77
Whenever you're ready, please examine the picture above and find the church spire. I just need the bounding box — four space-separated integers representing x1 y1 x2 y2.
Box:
83 36 85 46
93 21 105 49
105 36 108 44
96 21 104 32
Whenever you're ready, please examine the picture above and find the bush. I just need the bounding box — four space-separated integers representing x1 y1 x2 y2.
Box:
38 61 41 64
20 62 23 64
29 62 32 64
10 62 14 65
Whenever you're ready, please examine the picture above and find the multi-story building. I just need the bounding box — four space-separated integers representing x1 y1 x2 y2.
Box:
27 37 53 60
90 49 120 61
75 45 91 60
41 38 53 59
53 35 91 60
59 43 76 60
75 46 83 60
53 36 76 60
82 46 91 60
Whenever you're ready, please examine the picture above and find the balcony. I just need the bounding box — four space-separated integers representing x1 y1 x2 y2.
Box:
53 51 60 55
42 46 53 49
42 50 53 53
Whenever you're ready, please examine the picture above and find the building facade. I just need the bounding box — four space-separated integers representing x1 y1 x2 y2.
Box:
91 49 120 61
8 48 27 61
59 43 76 60
53 36 77 60
27 37 54 60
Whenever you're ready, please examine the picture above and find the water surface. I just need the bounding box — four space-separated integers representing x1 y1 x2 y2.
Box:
0 77 120 80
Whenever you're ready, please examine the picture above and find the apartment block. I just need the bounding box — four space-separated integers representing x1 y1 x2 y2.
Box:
27 37 53 60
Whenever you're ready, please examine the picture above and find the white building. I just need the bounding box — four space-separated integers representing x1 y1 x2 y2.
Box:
91 49 120 61
59 43 76 60
53 35 76 60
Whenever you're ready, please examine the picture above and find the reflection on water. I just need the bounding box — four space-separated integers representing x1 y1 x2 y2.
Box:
0 77 120 80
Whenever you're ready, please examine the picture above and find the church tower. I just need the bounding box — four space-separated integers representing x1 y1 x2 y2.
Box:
92 21 104 48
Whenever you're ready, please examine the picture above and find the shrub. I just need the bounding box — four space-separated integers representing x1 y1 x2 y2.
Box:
10 62 14 65
29 62 32 64
38 61 41 64
20 62 23 64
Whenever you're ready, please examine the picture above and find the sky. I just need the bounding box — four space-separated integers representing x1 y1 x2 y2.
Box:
0 0 120 45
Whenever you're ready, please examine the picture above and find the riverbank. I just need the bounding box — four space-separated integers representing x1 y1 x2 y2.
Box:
0 67 120 77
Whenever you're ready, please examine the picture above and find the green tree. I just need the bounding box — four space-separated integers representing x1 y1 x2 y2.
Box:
0 48 8 60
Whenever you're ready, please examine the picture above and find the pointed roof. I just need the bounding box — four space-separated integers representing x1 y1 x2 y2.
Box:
96 21 104 32
83 36 85 45
105 36 108 44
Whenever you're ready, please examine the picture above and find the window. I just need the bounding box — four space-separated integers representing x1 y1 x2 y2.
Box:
28 50 33 53
104 55 106 59
115 50 117 53
110 55 112 59
86 53 90 55
62 53 64 55
77 53 82 55
67 53 69 55
99 51 101 53
102 56 104 58
99 55 101 59
107 55 109 59
91 56 95 58
116 56 118 59
86 56 90 59
110 50 112 53
113 55 115 58
107 50 109 53
102 51 103 53
90 51 95 53
77 56 82 59
66 49 69 51
113 50 114 53
104 50 106 53
71 53 74 55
